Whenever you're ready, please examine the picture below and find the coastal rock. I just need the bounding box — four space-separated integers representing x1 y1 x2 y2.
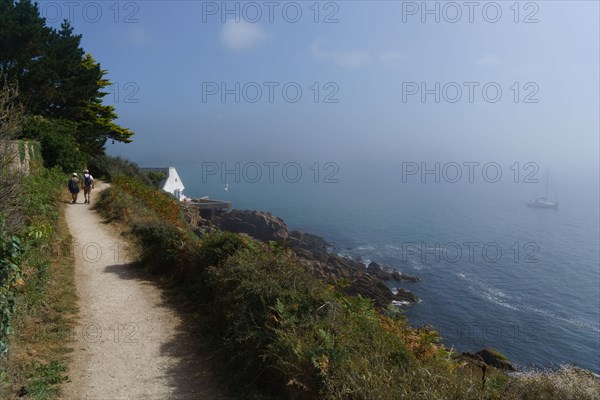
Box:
393 288 420 304
287 230 330 261
197 217 420 309
182 205 212 236
367 262 421 282
216 210 288 242
288 231 420 309
346 274 420 309
462 348 515 371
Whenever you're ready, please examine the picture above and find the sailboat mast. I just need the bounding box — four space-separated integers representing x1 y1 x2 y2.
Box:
545 169 549 198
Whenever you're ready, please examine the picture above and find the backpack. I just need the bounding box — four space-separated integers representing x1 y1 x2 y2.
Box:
84 174 92 187
68 178 79 192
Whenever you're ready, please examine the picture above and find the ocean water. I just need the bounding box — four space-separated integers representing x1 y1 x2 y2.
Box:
178 164 600 373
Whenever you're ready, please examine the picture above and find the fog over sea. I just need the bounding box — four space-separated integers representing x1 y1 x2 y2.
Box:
176 161 600 373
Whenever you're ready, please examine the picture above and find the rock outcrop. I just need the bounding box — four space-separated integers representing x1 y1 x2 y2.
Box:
214 210 288 242
367 261 421 283
462 348 516 371
287 230 420 309
193 210 420 309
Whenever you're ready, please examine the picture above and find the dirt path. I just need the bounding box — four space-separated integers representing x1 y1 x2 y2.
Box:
61 182 229 400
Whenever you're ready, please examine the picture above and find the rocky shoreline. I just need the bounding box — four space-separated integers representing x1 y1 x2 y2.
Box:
185 208 531 372
189 208 421 309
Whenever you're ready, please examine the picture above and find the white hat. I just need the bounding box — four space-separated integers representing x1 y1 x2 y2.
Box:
84 169 89 173
72 173 78 176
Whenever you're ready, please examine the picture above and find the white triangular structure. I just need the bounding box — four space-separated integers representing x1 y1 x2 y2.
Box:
142 166 188 201
163 166 188 201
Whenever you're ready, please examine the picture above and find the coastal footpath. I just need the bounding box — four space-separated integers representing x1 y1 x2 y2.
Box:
61 182 229 399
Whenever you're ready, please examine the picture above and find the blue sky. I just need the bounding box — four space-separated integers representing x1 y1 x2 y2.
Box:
40 1 599 178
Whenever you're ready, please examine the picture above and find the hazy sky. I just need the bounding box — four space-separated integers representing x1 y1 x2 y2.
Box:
41 1 599 177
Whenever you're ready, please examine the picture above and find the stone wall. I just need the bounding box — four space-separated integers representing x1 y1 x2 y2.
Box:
1 140 41 176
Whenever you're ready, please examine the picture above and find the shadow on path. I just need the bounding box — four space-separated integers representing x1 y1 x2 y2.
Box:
104 263 233 400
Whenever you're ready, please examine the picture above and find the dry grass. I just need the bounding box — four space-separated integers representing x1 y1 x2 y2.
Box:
501 366 600 400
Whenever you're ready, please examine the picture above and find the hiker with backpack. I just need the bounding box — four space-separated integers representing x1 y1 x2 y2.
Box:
68 173 80 204
82 169 95 204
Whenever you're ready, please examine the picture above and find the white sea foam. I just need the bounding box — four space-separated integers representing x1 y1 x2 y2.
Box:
522 305 600 334
391 300 412 307
472 282 518 310
472 281 600 333
356 245 376 251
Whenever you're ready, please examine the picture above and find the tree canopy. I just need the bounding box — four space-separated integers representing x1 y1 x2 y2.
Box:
0 0 133 166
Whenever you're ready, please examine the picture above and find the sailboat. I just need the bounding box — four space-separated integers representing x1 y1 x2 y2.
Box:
528 169 558 208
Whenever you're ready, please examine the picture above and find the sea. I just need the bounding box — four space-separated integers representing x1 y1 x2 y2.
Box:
176 162 600 373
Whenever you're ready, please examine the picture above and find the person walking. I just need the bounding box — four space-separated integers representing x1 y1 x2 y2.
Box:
68 173 80 204
82 169 95 204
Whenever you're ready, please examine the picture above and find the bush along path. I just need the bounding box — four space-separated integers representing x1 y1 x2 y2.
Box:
60 182 229 399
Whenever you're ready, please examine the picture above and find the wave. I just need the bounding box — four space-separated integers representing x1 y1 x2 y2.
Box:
481 291 519 311
469 279 600 334
468 280 519 311
356 245 376 251
391 300 413 307
384 244 402 251
344 241 600 336
521 305 600 334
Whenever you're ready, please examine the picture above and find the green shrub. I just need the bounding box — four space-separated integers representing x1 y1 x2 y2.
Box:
203 246 436 399
117 175 182 223
0 167 64 356
198 231 252 268
22 117 84 173
20 168 64 226
132 220 200 278
96 187 143 223
204 247 330 395
96 175 183 226
146 170 166 188
0 221 24 354
88 155 152 185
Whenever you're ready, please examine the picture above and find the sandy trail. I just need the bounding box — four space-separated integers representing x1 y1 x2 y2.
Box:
61 182 228 400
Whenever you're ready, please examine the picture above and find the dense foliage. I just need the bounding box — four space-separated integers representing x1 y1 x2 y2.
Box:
0 220 23 353
0 167 65 356
146 170 167 188
0 0 134 170
22 116 84 173
87 155 153 185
